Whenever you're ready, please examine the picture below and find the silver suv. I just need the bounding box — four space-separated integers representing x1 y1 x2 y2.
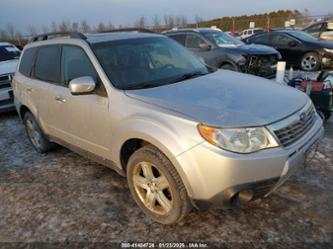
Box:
13 31 324 224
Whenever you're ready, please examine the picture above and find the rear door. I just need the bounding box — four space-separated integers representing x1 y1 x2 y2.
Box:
269 33 304 65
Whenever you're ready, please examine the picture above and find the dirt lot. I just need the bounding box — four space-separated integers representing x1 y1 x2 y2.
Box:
0 112 332 249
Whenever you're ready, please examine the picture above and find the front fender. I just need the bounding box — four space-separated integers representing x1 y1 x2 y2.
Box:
111 114 203 197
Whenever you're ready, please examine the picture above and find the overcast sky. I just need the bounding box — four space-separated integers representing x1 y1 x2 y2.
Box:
1 0 332 33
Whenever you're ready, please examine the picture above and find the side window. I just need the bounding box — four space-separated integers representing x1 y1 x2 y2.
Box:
271 34 295 46
306 24 322 33
169 34 186 46
251 34 269 45
186 34 207 49
34 46 61 83
19 47 37 77
61 46 98 86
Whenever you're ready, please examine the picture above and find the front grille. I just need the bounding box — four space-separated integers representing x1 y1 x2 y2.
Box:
0 73 13 89
273 104 316 147
246 54 277 78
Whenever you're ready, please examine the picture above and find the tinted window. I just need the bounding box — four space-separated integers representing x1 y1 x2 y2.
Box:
305 23 323 33
186 34 207 48
271 34 295 46
19 47 37 77
250 33 269 44
34 46 61 83
61 46 98 85
169 34 186 46
0 45 21 62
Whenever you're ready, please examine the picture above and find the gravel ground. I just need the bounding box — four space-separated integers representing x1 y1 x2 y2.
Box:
0 112 332 249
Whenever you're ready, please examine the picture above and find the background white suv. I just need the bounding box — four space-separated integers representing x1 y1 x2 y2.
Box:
0 42 21 112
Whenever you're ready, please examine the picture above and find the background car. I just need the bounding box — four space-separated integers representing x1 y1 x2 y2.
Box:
0 42 21 112
303 21 333 42
240 28 265 40
164 28 280 78
244 30 333 71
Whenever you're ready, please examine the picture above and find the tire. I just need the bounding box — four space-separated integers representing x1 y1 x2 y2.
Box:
220 63 238 71
323 111 332 121
23 112 55 153
127 145 192 224
300 52 321 71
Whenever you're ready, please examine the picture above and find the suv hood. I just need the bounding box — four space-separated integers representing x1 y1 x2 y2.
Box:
125 70 308 128
221 43 278 55
0 59 18 75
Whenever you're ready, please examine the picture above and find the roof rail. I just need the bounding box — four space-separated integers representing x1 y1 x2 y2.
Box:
101 28 155 34
30 32 87 43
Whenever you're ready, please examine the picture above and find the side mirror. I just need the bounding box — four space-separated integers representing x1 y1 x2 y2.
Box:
288 41 297 47
199 43 211 50
69 76 96 95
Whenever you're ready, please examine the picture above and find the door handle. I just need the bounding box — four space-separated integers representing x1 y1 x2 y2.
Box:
26 88 33 93
55 96 66 103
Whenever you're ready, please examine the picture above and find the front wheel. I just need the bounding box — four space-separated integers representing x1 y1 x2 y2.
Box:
300 52 320 71
127 145 191 224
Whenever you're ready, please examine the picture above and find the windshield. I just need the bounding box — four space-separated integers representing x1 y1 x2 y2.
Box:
0 45 21 62
92 37 210 90
289 31 318 42
202 31 243 46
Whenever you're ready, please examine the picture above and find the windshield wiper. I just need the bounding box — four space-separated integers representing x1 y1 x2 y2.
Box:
171 71 208 83
123 83 159 90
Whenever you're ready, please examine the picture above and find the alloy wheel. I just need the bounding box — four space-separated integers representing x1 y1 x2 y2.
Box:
301 55 318 71
132 161 173 215
26 118 42 149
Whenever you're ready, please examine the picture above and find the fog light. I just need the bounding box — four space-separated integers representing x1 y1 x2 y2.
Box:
238 189 254 203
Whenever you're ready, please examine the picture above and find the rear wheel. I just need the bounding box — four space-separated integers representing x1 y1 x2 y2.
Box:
23 112 55 153
301 52 320 71
127 145 191 224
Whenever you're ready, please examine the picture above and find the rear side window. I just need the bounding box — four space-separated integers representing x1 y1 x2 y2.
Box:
169 34 186 46
19 47 37 77
34 46 61 83
186 34 206 48
250 34 269 45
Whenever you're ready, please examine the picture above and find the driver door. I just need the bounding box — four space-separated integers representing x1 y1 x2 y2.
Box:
50 45 112 159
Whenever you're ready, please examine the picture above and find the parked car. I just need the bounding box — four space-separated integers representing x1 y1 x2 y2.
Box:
0 42 21 112
164 28 280 78
303 21 333 42
244 30 333 71
13 31 323 224
240 28 265 40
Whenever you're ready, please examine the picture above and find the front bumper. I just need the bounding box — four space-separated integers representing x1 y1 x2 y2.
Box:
0 88 15 113
175 114 324 209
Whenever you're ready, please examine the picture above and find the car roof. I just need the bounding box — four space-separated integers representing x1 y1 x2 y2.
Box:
85 32 165 44
164 28 222 34
0 42 14 46
26 31 165 48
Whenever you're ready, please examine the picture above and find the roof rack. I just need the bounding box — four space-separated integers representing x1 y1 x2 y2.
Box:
30 32 87 43
101 28 155 34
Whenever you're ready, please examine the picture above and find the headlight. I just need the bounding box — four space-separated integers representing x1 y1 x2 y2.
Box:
198 124 279 153
324 48 333 54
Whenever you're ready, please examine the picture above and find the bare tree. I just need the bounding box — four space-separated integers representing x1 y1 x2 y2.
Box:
152 15 161 30
6 23 16 39
58 20 71 32
41 25 50 33
135 16 146 28
51 21 58 32
194 15 203 27
79 20 91 32
96 22 106 32
163 15 175 29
